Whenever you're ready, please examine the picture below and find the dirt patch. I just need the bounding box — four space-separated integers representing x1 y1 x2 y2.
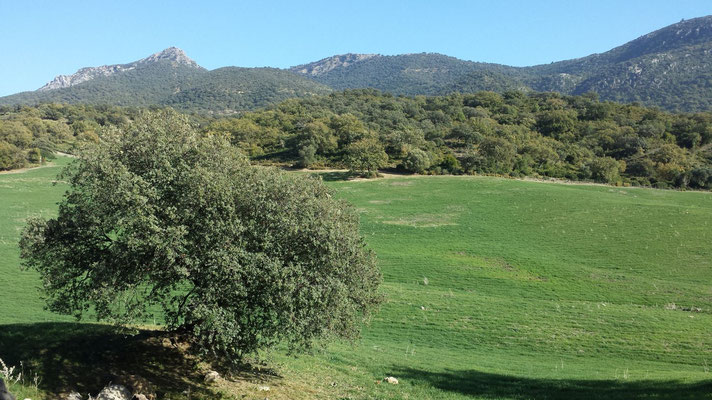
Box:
0 164 48 175
383 213 458 228
389 181 414 186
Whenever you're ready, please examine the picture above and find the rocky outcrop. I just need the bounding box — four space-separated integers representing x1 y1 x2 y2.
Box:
38 47 203 91
94 384 131 400
0 377 15 400
290 53 379 76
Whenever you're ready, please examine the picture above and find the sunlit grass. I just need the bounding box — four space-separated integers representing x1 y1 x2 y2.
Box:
1 159 711 399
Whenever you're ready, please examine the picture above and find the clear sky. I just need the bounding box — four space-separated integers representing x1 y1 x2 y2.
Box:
0 0 710 96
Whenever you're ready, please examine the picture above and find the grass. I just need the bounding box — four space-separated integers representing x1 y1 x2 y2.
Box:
1 159 711 399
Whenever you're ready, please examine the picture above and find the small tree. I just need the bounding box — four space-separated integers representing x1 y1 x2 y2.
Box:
402 148 432 174
19 110 382 363
344 138 388 178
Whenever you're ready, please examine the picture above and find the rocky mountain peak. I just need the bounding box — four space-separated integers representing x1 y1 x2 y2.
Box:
38 47 202 91
607 15 712 63
138 47 200 68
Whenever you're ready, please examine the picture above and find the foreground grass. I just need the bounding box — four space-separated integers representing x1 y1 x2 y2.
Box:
0 159 711 399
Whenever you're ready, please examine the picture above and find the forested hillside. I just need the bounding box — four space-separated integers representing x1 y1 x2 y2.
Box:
292 16 712 111
206 90 712 189
0 54 332 115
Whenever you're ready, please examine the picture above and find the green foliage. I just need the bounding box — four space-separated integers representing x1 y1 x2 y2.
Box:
402 147 433 173
345 138 388 177
18 111 381 363
585 157 625 184
0 103 214 172
216 90 711 189
0 141 22 170
0 104 140 170
476 137 517 174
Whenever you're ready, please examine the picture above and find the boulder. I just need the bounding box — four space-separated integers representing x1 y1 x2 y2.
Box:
64 392 83 400
384 376 399 385
0 377 16 400
204 371 220 384
114 375 155 400
95 384 131 400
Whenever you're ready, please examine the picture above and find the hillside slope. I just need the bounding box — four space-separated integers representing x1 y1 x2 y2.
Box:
0 49 331 114
292 16 712 111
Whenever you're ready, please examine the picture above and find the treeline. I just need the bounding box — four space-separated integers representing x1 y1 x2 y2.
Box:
205 89 712 189
0 103 214 171
2 91 711 190
0 103 138 170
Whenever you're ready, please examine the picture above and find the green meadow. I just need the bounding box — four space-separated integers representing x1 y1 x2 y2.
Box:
1 157 711 399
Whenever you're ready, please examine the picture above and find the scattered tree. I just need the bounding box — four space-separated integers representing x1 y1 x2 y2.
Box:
345 138 388 177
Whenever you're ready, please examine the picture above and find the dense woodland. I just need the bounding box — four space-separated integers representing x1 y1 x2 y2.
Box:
0 104 128 170
0 103 210 170
2 90 711 190
208 90 712 189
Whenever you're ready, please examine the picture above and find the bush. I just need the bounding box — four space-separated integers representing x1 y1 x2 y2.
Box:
402 148 432 173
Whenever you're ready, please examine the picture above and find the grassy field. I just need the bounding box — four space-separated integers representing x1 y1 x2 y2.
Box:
1 157 711 399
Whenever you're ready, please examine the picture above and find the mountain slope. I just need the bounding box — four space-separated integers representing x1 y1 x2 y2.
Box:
292 16 712 111
290 52 523 96
0 48 332 114
37 47 203 91
2 59 206 108
164 67 332 114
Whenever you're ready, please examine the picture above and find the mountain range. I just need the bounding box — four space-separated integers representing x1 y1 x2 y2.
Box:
1 16 711 113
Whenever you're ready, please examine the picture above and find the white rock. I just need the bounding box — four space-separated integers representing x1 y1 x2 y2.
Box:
257 385 270 391
95 384 131 400
384 376 399 385
204 370 220 384
65 392 83 400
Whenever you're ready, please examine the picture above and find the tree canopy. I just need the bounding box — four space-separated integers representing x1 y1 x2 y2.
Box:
18 110 382 362
206 90 712 189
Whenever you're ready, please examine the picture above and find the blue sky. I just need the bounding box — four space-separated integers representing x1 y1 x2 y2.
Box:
0 0 710 96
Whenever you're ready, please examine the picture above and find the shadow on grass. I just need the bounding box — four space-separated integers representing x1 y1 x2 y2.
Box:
0 322 223 399
395 367 712 400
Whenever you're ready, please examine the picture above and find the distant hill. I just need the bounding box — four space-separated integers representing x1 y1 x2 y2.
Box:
524 16 712 111
1 16 710 112
0 48 331 114
289 53 525 95
291 16 712 111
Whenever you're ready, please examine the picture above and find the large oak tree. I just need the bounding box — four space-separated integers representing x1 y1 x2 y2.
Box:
19 110 382 362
